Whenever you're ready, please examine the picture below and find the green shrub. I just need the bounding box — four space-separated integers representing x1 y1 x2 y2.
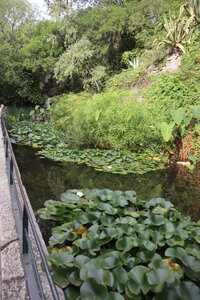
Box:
50 41 200 153
38 189 200 300
140 48 167 68
181 39 200 71
105 68 144 90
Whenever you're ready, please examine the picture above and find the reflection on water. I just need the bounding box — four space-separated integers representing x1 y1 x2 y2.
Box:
13 145 200 240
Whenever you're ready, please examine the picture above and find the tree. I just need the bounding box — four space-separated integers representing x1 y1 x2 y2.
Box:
0 38 43 104
0 0 41 104
20 20 67 100
0 0 35 40
54 36 106 91
44 0 71 17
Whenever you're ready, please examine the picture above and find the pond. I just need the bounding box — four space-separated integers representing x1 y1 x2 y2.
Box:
13 144 200 241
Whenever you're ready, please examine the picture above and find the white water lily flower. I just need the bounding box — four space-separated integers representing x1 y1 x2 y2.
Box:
107 166 112 169
77 192 84 198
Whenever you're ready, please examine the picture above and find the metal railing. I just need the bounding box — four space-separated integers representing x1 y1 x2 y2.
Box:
1 115 60 300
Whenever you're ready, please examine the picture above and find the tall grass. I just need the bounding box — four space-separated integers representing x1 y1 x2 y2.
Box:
51 89 161 151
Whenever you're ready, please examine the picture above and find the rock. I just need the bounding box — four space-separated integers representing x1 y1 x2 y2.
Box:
177 161 191 166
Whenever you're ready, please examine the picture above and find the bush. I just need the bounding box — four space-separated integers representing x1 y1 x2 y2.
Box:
38 189 200 300
105 68 144 90
140 48 167 68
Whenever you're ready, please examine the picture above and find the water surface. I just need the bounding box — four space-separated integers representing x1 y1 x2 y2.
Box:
13 145 200 240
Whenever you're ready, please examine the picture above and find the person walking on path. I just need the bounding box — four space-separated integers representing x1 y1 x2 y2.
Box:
0 104 4 115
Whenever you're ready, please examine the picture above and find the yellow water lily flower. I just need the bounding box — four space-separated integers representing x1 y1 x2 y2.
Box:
72 227 87 235
163 259 180 270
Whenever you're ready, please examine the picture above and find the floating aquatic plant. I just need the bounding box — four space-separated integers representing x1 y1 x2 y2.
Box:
38 189 200 300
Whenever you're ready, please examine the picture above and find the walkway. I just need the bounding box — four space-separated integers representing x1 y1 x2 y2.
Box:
0 119 29 299
0 116 64 299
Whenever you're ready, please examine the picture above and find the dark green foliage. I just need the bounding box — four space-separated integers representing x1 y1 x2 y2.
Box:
0 39 44 105
76 5 135 69
5 106 31 129
75 0 183 68
38 188 200 299
21 21 64 73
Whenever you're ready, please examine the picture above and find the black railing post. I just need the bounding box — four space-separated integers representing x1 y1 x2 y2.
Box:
5 139 8 158
10 157 13 185
3 131 6 144
23 206 29 254
0 116 3 132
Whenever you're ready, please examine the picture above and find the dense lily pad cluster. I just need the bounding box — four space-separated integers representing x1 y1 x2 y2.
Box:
9 121 167 175
38 189 200 300
38 148 166 175
9 121 68 149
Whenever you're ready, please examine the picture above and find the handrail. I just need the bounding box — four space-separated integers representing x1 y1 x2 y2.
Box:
1 115 60 300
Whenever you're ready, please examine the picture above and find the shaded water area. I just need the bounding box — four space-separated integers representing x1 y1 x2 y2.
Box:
13 144 200 242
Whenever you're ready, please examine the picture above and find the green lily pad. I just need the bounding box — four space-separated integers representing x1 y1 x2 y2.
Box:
74 255 90 269
153 281 200 300
181 255 200 272
116 237 138 252
64 286 80 300
165 247 187 259
112 267 128 293
80 259 114 287
128 266 150 295
108 291 124 300
147 268 176 285
80 278 108 300
52 268 70 289
47 252 74 268
149 214 166 226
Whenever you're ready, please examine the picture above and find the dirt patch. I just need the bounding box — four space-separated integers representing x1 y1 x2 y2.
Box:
148 52 182 75
161 52 182 73
134 52 182 102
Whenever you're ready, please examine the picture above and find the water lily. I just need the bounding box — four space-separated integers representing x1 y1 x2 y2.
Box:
77 192 84 197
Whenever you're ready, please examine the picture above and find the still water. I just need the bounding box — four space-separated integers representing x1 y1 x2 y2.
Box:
13 145 200 240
